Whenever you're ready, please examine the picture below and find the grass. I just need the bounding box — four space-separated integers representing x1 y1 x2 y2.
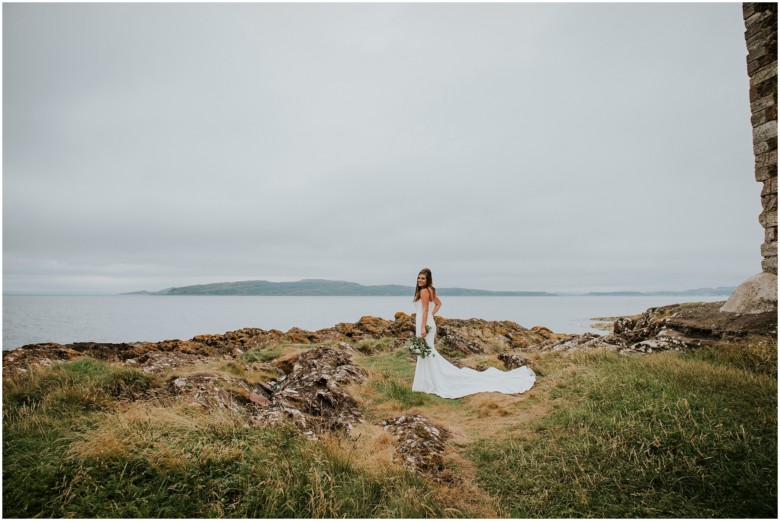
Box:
3 357 462 518
52 412 450 518
354 337 395 355
241 346 283 364
351 347 458 414
466 338 777 518
4 336 777 518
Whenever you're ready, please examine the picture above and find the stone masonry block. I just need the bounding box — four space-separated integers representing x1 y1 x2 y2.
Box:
745 2 776 22
754 10 778 31
757 136 780 156
753 120 778 144
759 210 778 228
747 12 778 35
750 77 777 102
756 150 778 168
746 9 777 32
756 165 776 182
754 140 770 156
752 111 770 127
747 41 770 61
752 62 779 85
750 93 775 114
747 30 777 53
762 194 778 212
762 178 778 196
744 11 763 26
768 105 778 122
762 256 777 274
744 5 773 23
749 52 777 78
766 226 778 243
761 241 778 257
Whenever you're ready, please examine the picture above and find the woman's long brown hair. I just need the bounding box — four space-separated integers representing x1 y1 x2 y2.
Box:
413 268 436 302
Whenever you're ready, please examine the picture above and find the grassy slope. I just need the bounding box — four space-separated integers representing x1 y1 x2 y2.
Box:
3 337 777 518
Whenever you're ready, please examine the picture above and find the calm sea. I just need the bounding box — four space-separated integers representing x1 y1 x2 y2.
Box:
2 294 727 350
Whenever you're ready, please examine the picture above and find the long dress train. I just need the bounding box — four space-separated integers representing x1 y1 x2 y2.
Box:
411 299 536 399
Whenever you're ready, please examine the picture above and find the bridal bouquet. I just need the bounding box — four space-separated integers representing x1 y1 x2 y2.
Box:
406 326 434 358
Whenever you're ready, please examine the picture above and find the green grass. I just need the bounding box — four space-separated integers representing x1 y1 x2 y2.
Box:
467 340 777 518
356 345 418 378
371 377 431 408
355 347 454 411
3 357 462 518
3 358 159 414
354 337 395 355
240 346 283 363
3 359 161 517
5 338 777 518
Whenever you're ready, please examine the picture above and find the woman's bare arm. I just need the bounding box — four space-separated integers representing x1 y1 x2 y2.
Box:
420 289 430 336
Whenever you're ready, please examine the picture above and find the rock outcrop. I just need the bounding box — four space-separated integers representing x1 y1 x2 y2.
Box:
3 312 552 374
165 346 366 439
379 414 453 480
535 302 777 355
497 352 531 370
721 272 778 314
6 301 776 377
254 346 367 436
169 372 274 410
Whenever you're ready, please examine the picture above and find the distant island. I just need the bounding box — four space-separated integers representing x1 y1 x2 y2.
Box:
122 279 735 297
581 287 736 297
123 279 554 297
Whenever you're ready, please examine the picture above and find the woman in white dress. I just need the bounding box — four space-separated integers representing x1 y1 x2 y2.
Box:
411 268 536 399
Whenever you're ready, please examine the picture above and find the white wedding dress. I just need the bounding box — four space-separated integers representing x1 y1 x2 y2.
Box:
411 299 536 399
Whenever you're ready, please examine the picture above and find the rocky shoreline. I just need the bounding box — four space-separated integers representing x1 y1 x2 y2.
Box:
3 301 776 479
4 302 775 374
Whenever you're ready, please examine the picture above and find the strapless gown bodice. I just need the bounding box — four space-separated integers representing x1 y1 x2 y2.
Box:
414 299 437 340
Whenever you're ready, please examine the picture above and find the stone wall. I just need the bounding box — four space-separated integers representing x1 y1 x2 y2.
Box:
743 3 778 274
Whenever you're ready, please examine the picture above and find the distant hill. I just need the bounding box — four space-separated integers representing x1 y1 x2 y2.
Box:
123 279 556 297
582 287 735 297
122 280 736 297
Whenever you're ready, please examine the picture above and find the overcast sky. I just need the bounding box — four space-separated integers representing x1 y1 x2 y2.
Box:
3 2 763 294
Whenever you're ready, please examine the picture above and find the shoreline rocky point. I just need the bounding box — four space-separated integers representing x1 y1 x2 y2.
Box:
3 301 776 478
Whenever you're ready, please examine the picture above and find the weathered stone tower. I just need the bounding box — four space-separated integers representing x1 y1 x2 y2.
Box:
722 2 778 313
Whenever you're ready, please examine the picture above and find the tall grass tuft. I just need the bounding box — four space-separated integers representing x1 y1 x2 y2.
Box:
241 346 283 364
468 343 777 518
371 377 431 408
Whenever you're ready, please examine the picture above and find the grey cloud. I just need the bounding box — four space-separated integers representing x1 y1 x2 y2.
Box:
3 3 761 294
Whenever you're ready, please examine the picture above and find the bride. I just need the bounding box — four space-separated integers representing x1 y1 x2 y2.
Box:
411 268 536 399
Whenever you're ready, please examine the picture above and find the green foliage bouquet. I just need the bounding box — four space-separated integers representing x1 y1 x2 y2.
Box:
406 326 434 358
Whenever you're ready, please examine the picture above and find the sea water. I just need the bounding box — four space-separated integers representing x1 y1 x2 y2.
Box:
2 294 727 350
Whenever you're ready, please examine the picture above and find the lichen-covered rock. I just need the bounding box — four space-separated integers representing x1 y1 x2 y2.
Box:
168 372 273 412
379 414 453 480
253 346 367 436
497 352 530 370
134 351 215 373
1 343 81 374
534 302 777 356
535 333 616 354
4 313 548 374
436 317 551 354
